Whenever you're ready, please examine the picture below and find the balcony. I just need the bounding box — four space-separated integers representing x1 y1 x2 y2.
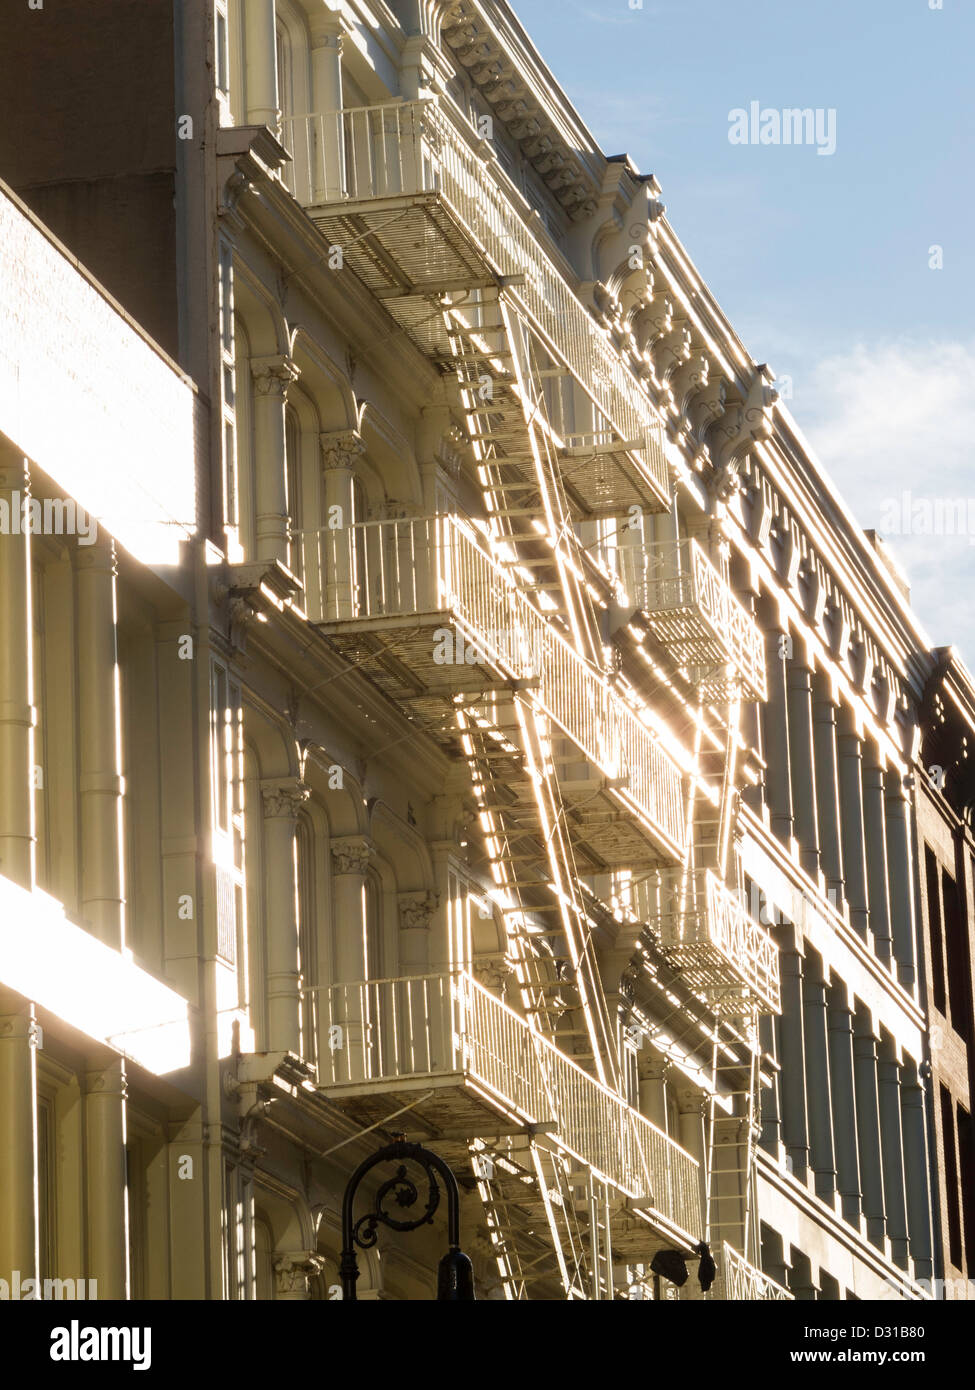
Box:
319 969 703 1251
712 1243 793 1300
282 100 670 516
299 515 687 863
653 869 780 1014
615 539 767 702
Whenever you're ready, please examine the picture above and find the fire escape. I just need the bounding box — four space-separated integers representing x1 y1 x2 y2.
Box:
282 97 783 1298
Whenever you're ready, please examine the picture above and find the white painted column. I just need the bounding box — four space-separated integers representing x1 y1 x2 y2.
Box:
852 1015 886 1249
0 456 34 888
862 751 893 964
76 537 124 949
321 431 365 622
398 891 441 1071
877 1039 909 1269
0 1006 39 1280
786 657 821 877
826 983 862 1224
261 778 309 1056
779 944 809 1182
330 836 374 1082
677 1087 709 1238
637 1056 669 1133
243 0 279 130
899 1060 933 1280
761 620 794 846
837 711 870 939
251 356 300 569
309 11 346 202
812 680 845 909
884 773 917 989
85 1059 129 1298
802 958 836 1202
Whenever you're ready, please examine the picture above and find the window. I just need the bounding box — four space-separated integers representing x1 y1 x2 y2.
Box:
218 244 239 550
211 660 245 967
295 814 317 1066
943 865 973 1047
37 1095 56 1279
215 1 230 98
941 1084 963 1269
285 406 302 583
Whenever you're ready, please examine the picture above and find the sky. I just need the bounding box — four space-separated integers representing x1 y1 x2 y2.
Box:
511 0 975 663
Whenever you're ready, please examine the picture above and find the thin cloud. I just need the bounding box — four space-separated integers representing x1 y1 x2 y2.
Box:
799 338 975 662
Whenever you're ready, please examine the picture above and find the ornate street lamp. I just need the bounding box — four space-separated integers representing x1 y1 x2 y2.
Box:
340 1135 475 1301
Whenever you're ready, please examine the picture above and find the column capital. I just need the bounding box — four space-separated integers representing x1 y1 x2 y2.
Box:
675 1087 709 1118
260 778 310 820
320 429 365 472
398 890 439 930
273 1251 325 1298
250 355 300 396
73 533 116 573
0 455 29 493
637 1053 670 1084
330 834 374 875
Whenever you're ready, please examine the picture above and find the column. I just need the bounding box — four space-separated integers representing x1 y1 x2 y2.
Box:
677 1087 709 1241
308 10 345 202
862 750 893 964
0 456 33 888
85 1059 129 1298
0 1007 39 1280
877 1038 909 1269
398 891 442 1072
330 836 374 1082
812 676 845 909
740 588 766 815
786 658 821 877
884 772 917 988
243 0 279 130
637 1055 669 1133
852 1012 886 1249
899 1060 933 1280
261 779 309 1057
758 1013 782 1154
251 356 299 569
802 957 836 1202
779 945 809 1182
76 537 123 948
274 1251 325 1301
826 983 862 1224
761 619 794 845
320 431 365 621
837 709 870 938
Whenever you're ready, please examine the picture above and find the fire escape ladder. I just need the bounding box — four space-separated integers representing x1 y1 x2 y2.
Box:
705 1015 762 1266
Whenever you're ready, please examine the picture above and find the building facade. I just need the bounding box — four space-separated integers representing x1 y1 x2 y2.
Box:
0 0 969 1300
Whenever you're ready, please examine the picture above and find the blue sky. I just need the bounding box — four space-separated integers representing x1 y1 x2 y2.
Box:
512 0 975 661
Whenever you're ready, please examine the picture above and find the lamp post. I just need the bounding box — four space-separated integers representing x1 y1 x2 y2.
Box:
340 1134 475 1300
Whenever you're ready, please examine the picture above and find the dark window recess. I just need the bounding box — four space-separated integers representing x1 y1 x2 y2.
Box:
958 1104 974 1276
943 865 973 1045
926 846 947 1015
940 1084 963 1270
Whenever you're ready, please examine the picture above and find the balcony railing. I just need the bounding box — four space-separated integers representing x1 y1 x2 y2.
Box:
321 969 702 1241
654 869 780 1014
616 539 767 701
300 515 687 858
714 1243 793 1300
282 100 669 510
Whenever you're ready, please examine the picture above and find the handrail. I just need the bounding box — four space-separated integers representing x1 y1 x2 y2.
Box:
301 514 686 854
718 1243 793 1300
320 967 702 1239
281 100 669 504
